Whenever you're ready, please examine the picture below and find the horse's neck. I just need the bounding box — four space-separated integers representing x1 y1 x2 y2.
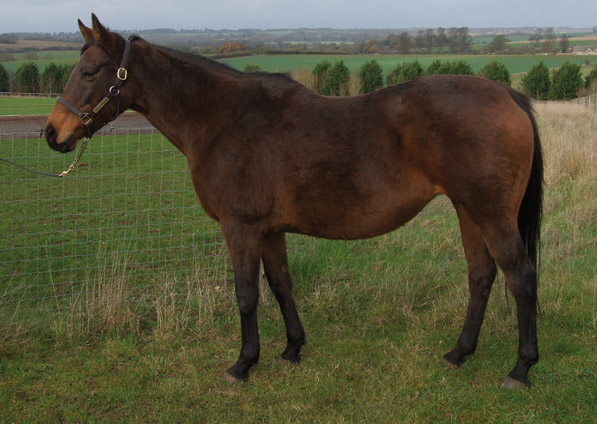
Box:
131 43 241 154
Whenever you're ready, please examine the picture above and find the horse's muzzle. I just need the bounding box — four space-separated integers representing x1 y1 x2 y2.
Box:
45 123 76 153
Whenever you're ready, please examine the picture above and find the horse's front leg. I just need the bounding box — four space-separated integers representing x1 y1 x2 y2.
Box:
220 220 263 383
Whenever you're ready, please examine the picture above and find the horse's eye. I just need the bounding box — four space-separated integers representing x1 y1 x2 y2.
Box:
81 67 99 80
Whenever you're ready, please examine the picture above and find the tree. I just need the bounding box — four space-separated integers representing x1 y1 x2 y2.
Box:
41 63 73 94
529 28 543 47
521 62 550 99
427 60 473 75
413 30 426 51
487 35 509 54
359 60 384 93
16 62 40 93
424 28 436 52
243 64 260 73
363 39 380 54
41 62 61 94
585 65 597 87
396 32 411 54
385 33 400 48
559 34 570 53
479 60 511 86
387 61 423 86
447 27 471 53
321 61 350 96
542 27 556 53
436 28 448 52
217 41 247 53
312 60 331 93
0 63 9 92
449 60 474 75
552 61 583 100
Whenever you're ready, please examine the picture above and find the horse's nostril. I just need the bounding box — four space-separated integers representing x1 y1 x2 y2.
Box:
45 124 56 145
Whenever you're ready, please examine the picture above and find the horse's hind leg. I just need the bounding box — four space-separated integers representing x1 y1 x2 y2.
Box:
262 232 306 364
443 205 497 368
481 222 539 388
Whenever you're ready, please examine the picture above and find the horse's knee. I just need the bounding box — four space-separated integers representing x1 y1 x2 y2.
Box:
235 285 259 314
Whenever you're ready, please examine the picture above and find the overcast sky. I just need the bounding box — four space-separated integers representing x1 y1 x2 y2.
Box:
1 0 596 33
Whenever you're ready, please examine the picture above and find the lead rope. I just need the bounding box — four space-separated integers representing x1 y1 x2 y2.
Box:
0 135 90 178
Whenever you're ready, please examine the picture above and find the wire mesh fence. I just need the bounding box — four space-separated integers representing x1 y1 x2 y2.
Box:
0 128 230 310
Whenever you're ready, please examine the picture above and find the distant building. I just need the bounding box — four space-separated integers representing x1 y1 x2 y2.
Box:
573 46 597 55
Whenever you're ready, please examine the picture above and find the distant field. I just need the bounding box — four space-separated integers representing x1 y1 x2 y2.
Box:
0 50 80 74
0 39 81 53
221 54 595 75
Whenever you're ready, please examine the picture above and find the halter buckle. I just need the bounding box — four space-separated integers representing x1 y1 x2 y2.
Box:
117 68 128 81
80 113 93 126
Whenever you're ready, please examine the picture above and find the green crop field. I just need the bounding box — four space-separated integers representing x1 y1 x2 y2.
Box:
221 53 595 76
0 102 595 422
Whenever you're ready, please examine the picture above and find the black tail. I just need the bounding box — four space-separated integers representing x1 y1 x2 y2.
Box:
508 88 544 274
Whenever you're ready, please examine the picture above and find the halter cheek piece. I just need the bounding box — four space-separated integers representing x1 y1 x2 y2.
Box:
58 37 133 138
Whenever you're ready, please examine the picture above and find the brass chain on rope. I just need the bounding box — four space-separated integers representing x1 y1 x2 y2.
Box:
57 137 90 177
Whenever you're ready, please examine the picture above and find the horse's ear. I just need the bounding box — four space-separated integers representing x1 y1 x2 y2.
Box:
78 19 93 43
90 13 116 48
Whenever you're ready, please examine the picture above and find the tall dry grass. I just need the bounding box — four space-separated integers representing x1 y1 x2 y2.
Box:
533 101 596 327
51 241 232 346
291 68 365 96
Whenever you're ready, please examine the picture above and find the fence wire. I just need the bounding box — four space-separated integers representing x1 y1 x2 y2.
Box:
0 128 229 307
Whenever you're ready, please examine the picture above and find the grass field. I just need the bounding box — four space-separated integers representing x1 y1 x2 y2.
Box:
0 96 57 115
0 102 595 422
221 53 595 76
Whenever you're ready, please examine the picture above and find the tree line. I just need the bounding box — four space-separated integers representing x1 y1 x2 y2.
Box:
0 62 73 94
213 27 579 56
278 59 596 100
2 58 596 101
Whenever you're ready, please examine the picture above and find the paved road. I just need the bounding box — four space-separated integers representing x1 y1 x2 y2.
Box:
0 111 156 137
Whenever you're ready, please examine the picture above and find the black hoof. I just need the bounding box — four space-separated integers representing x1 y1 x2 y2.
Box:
221 371 244 384
502 375 531 389
441 356 460 369
278 355 301 366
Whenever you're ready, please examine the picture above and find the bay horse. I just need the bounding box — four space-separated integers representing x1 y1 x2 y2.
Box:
45 15 543 388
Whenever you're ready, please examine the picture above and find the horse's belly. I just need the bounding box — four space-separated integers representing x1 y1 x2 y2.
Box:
284 188 438 240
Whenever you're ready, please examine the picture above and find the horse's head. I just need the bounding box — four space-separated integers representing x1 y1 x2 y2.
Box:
45 14 133 153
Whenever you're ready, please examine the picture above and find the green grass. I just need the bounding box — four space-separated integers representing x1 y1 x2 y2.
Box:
221 53 595 76
1 103 596 422
0 96 57 115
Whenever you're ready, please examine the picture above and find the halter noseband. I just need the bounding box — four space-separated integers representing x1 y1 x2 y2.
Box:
58 37 133 138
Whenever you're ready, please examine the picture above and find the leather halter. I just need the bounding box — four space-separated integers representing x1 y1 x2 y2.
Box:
57 37 133 138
